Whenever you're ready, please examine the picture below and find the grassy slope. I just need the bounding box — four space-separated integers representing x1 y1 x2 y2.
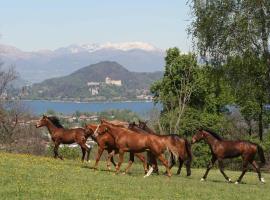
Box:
0 152 269 200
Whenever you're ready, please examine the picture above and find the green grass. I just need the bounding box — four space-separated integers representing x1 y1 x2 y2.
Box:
0 152 269 200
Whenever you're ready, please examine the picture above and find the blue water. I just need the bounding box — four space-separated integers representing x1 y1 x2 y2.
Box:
22 100 161 116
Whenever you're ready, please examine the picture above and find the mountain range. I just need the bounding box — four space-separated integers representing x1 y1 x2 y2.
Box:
0 42 165 83
26 61 163 101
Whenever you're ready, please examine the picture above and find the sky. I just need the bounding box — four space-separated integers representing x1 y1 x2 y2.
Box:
0 0 192 52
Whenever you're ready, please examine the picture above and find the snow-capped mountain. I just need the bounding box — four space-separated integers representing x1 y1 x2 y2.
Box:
0 42 165 83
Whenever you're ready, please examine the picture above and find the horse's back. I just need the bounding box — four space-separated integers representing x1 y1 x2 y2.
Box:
220 140 257 158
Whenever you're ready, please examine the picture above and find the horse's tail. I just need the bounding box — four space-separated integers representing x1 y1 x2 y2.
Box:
257 144 266 165
166 138 179 161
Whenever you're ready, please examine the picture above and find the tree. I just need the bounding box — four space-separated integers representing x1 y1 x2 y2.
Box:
189 0 270 140
151 48 200 134
0 63 19 143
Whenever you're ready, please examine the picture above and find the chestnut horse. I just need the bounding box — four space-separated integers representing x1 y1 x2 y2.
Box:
192 129 266 184
128 122 161 175
94 122 183 177
36 115 91 162
85 123 148 174
137 120 192 176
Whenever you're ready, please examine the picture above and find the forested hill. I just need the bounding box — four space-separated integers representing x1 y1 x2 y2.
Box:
25 61 163 101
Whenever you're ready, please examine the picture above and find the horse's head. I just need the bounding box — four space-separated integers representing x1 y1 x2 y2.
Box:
128 122 136 129
36 115 49 128
92 123 110 137
84 124 97 136
191 128 206 144
138 120 147 130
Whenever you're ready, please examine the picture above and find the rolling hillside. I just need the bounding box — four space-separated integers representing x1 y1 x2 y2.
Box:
0 152 268 200
25 61 163 101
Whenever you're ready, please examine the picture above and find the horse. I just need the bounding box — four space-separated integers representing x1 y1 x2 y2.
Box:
94 122 184 177
85 123 148 174
36 115 91 162
137 120 192 176
192 128 266 184
127 122 159 175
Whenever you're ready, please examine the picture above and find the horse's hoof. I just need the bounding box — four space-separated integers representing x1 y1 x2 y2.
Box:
226 178 232 183
122 172 126 175
200 178 205 182
235 181 239 184
260 178 266 183
87 160 91 163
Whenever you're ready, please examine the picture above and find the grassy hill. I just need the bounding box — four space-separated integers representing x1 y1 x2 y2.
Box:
25 61 163 101
0 152 269 199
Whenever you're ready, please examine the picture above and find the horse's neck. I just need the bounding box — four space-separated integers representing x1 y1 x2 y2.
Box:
46 121 61 136
107 126 120 138
204 134 220 146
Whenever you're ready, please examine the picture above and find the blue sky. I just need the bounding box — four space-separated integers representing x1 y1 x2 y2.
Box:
0 0 192 51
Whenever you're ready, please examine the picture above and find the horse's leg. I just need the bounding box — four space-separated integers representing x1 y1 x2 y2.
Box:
169 151 176 169
80 146 86 162
123 152 135 174
235 160 249 184
201 156 216 181
218 160 231 182
251 160 265 183
85 144 91 162
135 153 148 174
115 150 125 174
79 142 91 162
106 150 116 170
177 158 183 175
185 158 191 176
110 152 117 167
146 151 151 170
151 157 159 174
94 147 104 170
53 142 63 160
157 154 172 177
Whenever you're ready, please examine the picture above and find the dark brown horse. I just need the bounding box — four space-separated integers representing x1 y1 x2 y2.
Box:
137 120 192 176
192 129 266 184
128 122 159 176
85 123 148 174
94 122 185 177
36 115 91 162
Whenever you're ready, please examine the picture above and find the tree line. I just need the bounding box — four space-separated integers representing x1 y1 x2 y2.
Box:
151 0 270 142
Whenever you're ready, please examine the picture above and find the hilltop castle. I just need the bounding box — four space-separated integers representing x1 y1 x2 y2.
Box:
105 77 122 86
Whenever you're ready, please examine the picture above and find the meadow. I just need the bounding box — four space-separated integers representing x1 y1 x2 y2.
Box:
0 152 269 200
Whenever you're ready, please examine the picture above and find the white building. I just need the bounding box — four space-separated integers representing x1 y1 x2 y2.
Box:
105 77 122 86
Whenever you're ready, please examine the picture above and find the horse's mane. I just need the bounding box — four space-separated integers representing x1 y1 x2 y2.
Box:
47 116 64 128
203 128 223 140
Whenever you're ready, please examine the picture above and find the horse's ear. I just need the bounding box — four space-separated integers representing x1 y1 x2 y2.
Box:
100 118 105 123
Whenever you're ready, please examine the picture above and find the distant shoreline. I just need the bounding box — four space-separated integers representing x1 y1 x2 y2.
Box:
21 99 153 104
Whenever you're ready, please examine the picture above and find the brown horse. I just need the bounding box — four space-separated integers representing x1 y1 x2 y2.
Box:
192 129 266 184
127 122 159 175
94 122 184 177
85 123 148 174
36 115 91 162
137 120 192 176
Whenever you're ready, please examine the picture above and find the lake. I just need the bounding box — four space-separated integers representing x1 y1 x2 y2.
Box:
22 100 161 116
